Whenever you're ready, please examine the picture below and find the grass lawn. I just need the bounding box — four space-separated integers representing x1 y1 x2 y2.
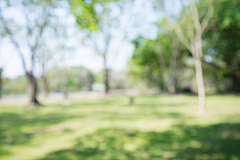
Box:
0 94 240 160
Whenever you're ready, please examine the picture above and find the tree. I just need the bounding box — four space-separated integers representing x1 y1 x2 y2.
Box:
155 29 187 94
0 0 57 107
67 67 95 91
55 20 76 99
45 66 95 93
0 68 2 98
41 62 49 98
36 43 53 98
203 0 240 93
128 37 163 90
155 0 214 114
69 0 128 94
129 31 188 93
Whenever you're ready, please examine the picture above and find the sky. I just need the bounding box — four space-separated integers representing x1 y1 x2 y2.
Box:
0 0 182 79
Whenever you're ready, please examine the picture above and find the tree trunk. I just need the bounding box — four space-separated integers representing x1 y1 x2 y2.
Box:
173 74 179 94
27 73 41 107
0 68 2 99
41 63 49 98
61 69 68 99
168 82 176 94
232 76 240 93
103 55 109 94
41 75 49 98
193 57 206 114
105 69 109 94
129 96 134 105
162 71 177 94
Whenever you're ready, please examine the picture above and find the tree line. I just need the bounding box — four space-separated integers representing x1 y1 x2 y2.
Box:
0 0 239 114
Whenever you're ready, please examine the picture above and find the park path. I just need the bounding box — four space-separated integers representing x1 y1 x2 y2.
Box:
0 90 127 105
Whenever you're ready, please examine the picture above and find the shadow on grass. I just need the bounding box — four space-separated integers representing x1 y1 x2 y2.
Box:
132 102 189 108
41 123 240 160
0 103 184 155
0 111 85 151
56 98 126 108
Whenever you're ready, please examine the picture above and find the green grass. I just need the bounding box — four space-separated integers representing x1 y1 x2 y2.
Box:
0 94 240 160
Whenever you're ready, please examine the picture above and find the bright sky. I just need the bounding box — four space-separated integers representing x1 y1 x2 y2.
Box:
0 0 182 79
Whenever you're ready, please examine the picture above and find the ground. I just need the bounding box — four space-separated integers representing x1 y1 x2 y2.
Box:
0 94 240 160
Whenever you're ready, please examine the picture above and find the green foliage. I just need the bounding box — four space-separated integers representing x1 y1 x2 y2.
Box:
67 67 95 91
203 0 240 92
129 36 162 88
94 69 105 84
128 30 189 92
1 66 95 95
68 0 118 31
2 76 27 95
47 66 95 92
94 69 127 89
129 0 240 93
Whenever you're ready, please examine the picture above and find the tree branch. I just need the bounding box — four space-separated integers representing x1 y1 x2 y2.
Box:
0 2 28 73
189 0 202 35
201 6 214 33
167 20 192 53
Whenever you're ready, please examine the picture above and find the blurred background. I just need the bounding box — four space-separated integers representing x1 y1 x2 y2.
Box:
0 0 240 159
